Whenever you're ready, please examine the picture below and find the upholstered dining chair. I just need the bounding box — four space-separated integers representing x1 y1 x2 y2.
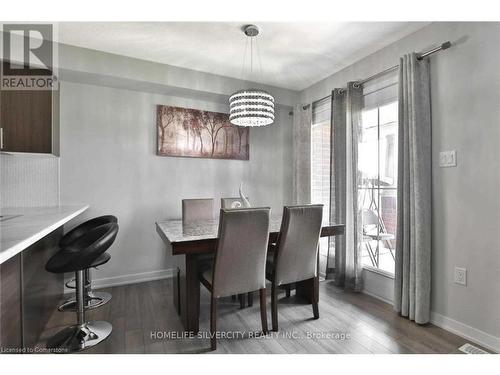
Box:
221 196 253 307
182 198 214 224
199 207 270 351
221 197 253 306
266 204 323 331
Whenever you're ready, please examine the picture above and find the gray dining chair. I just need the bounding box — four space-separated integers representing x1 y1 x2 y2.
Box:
182 198 214 224
266 204 323 331
221 196 252 307
183 199 247 309
220 197 249 209
199 207 270 351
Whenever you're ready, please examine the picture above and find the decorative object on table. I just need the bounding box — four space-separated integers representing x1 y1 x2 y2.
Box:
221 197 250 209
229 25 274 127
157 105 249 160
239 182 251 208
231 201 242 209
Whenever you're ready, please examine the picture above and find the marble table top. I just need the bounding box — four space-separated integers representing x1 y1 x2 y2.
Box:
156 216 343 245
0 205 89 265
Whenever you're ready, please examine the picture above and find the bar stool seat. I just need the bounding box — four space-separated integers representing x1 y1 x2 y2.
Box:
58 216 117 312
60 215 118 248
46 250 111 273
45 222 119 352
90 252 111 268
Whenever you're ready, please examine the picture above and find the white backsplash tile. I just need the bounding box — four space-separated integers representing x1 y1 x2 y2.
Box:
0 155 60 208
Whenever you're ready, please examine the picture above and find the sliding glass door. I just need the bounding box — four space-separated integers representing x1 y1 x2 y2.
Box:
358 94 398 275
310 80 397 278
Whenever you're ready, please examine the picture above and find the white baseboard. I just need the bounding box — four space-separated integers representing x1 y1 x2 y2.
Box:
430 311 499 353
362 290 394 306
361 290 499 353
92 268 176 289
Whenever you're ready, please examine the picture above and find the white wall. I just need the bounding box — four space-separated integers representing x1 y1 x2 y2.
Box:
59 81 294 286
300 22 500 350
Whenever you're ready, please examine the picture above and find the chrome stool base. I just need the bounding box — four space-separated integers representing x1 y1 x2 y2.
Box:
46 321 112 353
58 291 112 312
65 278 91 290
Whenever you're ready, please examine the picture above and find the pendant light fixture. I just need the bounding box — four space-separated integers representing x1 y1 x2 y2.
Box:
229 25 275 127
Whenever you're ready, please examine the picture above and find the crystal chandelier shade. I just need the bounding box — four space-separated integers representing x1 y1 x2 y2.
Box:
229 25 275 127
229 89 274 127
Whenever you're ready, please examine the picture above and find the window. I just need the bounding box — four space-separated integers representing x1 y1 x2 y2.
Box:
311 98 331 277
358 76 398 275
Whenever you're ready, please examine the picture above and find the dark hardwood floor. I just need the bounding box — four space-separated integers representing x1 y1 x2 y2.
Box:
37 278 480 354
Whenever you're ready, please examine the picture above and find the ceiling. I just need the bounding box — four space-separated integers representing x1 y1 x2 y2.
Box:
58 22 429 91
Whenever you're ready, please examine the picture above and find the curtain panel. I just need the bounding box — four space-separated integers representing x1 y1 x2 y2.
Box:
331 83 364 291
394 53 432 324
292 104 312 204
330 88 345 281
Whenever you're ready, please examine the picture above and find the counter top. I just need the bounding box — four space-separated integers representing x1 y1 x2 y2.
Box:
0 205 89 265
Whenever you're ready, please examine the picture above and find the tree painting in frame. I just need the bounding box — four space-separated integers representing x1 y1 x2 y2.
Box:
157 105 249 160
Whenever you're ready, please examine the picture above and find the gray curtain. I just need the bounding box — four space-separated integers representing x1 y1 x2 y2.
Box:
292 103 312 204
332 83 364 291
394 53 432 324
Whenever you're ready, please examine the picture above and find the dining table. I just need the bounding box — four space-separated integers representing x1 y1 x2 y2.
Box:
156 216 345 332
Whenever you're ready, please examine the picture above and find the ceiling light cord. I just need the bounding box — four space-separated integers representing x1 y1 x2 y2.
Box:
240 36 249 84
255 36 264 85
250 36 253 81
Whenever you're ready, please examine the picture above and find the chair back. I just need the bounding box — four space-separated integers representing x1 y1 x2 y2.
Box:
274 205 323 286
361 209 379 226
361 209 380 235
212 207 270 298
182 198 214 224
220 197 250 209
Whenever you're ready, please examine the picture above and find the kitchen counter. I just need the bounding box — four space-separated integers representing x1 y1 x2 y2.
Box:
0 205 89 265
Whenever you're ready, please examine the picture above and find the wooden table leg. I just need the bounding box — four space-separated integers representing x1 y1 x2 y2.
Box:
176 254 200 333
173 266 181 315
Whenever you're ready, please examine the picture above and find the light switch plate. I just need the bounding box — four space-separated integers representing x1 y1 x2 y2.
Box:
454 267 467 286
439 150 457 167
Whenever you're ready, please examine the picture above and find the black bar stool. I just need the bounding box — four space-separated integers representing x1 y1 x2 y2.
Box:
45 222 119 352
58 215 117 312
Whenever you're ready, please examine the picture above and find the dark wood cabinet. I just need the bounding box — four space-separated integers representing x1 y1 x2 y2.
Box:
0 62 59 155
22 228 63 349
0 87 59 155
0 229 63 352
0 254 23 352
1 90 52 153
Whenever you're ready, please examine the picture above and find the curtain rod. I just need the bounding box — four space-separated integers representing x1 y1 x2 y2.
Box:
311 41 452 105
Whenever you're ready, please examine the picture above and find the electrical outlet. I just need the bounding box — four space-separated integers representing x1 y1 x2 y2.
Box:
454 267 467 286
439 150 457 167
